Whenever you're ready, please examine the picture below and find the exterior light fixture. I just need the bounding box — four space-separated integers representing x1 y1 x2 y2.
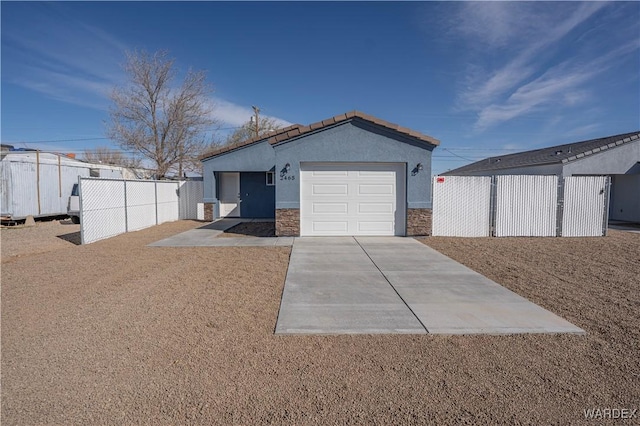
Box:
285 163 291 171
417 163 423 171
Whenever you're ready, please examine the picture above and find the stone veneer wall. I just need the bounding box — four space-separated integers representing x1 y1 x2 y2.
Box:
406 208 432 236
276 208 300 236
203 203 214 222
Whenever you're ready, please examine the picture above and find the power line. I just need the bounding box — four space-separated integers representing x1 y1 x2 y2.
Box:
5 125 245 145
12 137 111 144
441 148 476 162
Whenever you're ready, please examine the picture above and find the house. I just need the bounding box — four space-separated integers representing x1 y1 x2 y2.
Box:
200 111 440 236
442 131 640 223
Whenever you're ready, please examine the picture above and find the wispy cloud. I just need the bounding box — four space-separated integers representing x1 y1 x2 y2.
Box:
3 3 294 129
474 39 640 131
458 2 606 109
451 2 638 132
209 99 289 128
2 3 125 109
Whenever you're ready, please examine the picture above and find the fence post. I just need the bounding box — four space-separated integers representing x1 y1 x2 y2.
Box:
79 176 85 245
155 181 159 225
489 175 497 237
124 180 129 233
556 176 565 237
602 176 612 236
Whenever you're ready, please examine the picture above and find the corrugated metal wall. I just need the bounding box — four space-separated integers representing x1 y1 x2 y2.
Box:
495 175 558 237
0 155 112 219
1 161 14 216
562 176 609 237
80 178 203 244
432 176 492 237
3 161 39 218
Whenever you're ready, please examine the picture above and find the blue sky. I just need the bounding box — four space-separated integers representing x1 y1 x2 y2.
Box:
2 1 639 175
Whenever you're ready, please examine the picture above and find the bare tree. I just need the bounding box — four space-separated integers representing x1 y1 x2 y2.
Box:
81 146 141 168
107 50 215 178
225 116 283 146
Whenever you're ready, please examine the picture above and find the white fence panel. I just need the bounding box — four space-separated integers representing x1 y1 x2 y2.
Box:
80 179 127 244
495 175 558 237
156 181 179 224
179 180 204 220
80 178 202 244
126 181 157 231
432 176 492 237
562 176 608 237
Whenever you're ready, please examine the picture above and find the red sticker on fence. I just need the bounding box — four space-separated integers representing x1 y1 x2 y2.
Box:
436 177 445 183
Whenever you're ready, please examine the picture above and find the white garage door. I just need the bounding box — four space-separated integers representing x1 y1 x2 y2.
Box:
300 162 406 236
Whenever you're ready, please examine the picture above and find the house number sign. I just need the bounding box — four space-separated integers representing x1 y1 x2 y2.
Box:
280 175 296 181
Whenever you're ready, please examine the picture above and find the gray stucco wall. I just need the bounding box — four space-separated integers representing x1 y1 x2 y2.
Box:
610 175 640 222
202 141 275 203
562 140 640 176
273 121 434 209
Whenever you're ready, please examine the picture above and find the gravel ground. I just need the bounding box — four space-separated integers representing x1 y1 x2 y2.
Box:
2 221 639 424
217 221 276 238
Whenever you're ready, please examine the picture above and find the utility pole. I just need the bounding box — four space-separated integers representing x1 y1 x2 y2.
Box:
252 105 260 137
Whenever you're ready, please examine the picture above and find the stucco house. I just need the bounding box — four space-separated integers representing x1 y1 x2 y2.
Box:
200 111 440 236
442 131 640 223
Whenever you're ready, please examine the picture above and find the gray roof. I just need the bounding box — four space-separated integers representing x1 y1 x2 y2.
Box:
443 131 640 175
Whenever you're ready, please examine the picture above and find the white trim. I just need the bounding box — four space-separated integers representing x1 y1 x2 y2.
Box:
266 171 275 186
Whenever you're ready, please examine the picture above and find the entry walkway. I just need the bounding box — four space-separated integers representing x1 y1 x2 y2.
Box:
275 237 584 335
149 219 294 247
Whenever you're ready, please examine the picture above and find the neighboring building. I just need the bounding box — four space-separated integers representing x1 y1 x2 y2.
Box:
0 149 152 222
200 111 440 236
442 131 640 223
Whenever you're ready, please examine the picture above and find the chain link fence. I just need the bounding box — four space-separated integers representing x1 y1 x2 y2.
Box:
79 178 203 244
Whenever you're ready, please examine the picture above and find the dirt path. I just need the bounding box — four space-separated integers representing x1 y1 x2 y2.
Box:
2 222 639 424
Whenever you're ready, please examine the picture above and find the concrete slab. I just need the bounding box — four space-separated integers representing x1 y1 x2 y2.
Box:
276 236 584 335
148 219 294 247
275 304 426 334
409 302 581 335
276 239 426 334
356 237 584 335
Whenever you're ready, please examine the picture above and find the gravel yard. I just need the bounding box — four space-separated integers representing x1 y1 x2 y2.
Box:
2 220 639 424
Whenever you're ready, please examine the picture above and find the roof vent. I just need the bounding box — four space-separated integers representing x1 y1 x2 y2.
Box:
554 150 562 155
495 158 501 163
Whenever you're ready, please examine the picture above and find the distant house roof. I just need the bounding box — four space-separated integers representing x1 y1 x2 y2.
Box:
443 131 640 175
200 111 440 160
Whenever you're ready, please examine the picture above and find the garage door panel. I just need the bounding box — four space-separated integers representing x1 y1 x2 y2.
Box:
358 221 394 233
311 170 349 177
301 162 406 236
358 184 393 195
313 202 348 214
358 202 394 214
312 184 348 195
313 221 348 232
357 170 395 177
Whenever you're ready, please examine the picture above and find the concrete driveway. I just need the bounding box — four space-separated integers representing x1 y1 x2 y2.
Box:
276 237 584 335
